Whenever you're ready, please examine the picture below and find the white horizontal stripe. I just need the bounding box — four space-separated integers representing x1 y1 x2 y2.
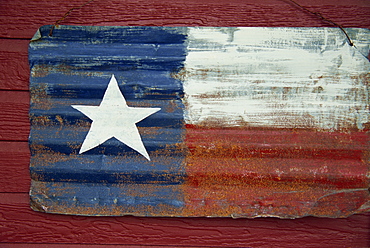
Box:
183 27 370 130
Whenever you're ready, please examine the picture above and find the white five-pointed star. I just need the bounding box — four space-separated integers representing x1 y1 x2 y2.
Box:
72 75 161 160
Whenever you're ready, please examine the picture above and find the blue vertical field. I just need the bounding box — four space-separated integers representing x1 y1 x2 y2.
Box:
29 25 188 215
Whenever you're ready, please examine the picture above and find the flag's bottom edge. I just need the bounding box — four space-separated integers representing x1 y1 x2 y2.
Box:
29 180 370 218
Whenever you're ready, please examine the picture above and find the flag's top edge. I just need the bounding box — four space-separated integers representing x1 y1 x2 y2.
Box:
30 25 370 41
36 24 370 30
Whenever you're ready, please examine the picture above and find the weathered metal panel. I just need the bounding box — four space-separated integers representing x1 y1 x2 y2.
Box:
29 25 370 218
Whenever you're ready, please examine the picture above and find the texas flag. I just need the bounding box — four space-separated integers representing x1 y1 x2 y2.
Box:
29 25 370 218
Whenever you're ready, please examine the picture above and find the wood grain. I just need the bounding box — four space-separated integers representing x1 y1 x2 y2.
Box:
0 245 201 248
0 0 369 38
0 91 30 141
0 39 29 91
0 142 30 193
1 193 369 247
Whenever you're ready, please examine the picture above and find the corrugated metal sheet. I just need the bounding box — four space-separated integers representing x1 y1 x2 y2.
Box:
29 25 370 218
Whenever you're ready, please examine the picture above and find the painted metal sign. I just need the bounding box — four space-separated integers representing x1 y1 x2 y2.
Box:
29 25 370 218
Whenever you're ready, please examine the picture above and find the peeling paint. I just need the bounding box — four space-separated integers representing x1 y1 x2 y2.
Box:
29 25 370 218
182 27 370 130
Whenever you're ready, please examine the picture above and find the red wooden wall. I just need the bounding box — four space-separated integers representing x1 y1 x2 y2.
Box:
1 0 369 247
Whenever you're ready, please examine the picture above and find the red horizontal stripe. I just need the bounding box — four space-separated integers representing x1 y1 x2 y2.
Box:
185 124 369 160
185 157 368 189
185 125 369 188
184 125 369 217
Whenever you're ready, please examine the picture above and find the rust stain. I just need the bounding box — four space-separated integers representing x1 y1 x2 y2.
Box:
32 64 104 77
30 84 51 110
30 144 81 167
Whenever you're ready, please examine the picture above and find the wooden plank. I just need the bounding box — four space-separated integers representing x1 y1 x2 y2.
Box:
0 39 29 91
0 0 369 38
1 193 369 247
0 245 200 248
0 142 30 193
0 91 30 141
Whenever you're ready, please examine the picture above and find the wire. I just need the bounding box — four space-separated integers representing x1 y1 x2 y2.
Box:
49 0 95 36
284 0 354 46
